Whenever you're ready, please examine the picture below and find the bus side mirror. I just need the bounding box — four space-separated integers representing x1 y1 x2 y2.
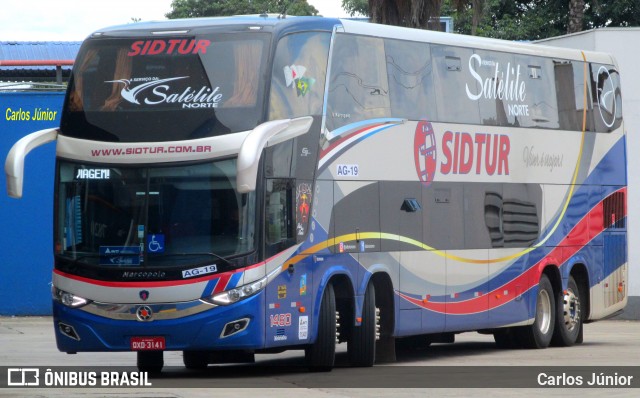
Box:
236 116 312 193
5 128 58 198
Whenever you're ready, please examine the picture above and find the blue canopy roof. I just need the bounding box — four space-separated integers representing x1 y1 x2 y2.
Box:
0 41 81 71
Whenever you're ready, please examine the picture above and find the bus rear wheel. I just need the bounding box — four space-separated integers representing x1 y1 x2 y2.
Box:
516 274 555 348
552 276 582 346
305 282 336 372
348 282 377 367
137 351 163 373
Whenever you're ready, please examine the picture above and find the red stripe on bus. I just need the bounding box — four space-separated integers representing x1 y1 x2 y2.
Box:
400 187 626 315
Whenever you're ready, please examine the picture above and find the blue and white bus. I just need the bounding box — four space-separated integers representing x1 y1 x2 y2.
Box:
5 16 627 372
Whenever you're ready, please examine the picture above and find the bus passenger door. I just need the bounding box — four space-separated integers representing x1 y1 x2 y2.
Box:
264 178 313 346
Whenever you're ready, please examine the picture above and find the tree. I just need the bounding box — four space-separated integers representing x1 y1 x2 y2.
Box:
585 0 640 29
567 0 586 33
448 0 640 40
342 0 483 32
365 0 444 28
342 0 369 17
166 0 318 19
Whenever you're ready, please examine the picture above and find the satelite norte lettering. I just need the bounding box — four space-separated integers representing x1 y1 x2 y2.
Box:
128 39 211 56
466 54 526 102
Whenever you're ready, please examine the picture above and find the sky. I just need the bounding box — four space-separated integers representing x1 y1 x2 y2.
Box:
0 0 351 42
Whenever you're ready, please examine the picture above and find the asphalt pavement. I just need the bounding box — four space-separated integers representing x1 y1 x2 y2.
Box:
1 317 638 397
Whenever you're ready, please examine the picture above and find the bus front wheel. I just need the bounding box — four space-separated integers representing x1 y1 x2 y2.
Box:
305 282 336 372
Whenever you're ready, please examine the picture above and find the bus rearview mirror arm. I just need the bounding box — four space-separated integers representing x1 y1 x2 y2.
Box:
5 128 59 199
236 116 313 193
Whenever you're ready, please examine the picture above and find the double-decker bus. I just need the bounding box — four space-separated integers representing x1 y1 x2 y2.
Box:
5 16 627 372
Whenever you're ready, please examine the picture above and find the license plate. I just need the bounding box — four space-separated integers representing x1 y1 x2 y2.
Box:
130 336 165 351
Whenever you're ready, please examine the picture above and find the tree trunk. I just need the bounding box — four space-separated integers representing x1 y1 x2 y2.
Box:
369 0 443 30
567 0 585 34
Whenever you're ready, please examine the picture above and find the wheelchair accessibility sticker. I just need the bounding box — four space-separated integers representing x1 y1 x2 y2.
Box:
147 234 165 253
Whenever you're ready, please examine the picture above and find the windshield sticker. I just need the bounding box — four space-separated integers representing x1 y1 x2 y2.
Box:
128 39 211 56
284 64 315 97
99 246 141 266
105 76 223 109
182 264 217 279
146 234 165 253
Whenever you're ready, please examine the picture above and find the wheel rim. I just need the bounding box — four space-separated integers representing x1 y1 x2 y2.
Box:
563 289 581 332
537 288 552 334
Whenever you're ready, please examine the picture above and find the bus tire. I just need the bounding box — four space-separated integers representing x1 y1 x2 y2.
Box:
348 282 376 367
183 350 209 369
137 351 163 373
305 282 336 372
551 276 582 346
516 274 555 348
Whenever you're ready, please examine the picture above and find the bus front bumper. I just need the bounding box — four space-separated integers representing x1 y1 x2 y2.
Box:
52 291 266 353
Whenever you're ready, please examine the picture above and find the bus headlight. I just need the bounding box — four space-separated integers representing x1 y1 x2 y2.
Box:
203 276 267 306
53 287 91 308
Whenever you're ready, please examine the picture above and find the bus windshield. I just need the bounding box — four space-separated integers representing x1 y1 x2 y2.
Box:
61 32 270 142
55 159 256 268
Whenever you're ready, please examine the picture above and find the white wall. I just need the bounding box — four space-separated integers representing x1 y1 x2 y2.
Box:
538 28 640 299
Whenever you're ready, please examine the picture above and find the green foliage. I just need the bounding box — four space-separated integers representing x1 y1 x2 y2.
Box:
443 0 566 40
342 0 369 16
167 0 640 39
166 0 319 19
445 0 640 40
586 0 640 29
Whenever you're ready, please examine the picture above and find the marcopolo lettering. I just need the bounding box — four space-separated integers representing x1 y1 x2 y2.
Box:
128 39 211 56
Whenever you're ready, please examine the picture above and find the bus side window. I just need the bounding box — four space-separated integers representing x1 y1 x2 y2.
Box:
265 179 296 256
555 61 594 131
384 38 437 122
513 55 559 129
590 63 623 133
268 32 330 120
326 33 390 132
473 50 515 127
431 45 480 125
